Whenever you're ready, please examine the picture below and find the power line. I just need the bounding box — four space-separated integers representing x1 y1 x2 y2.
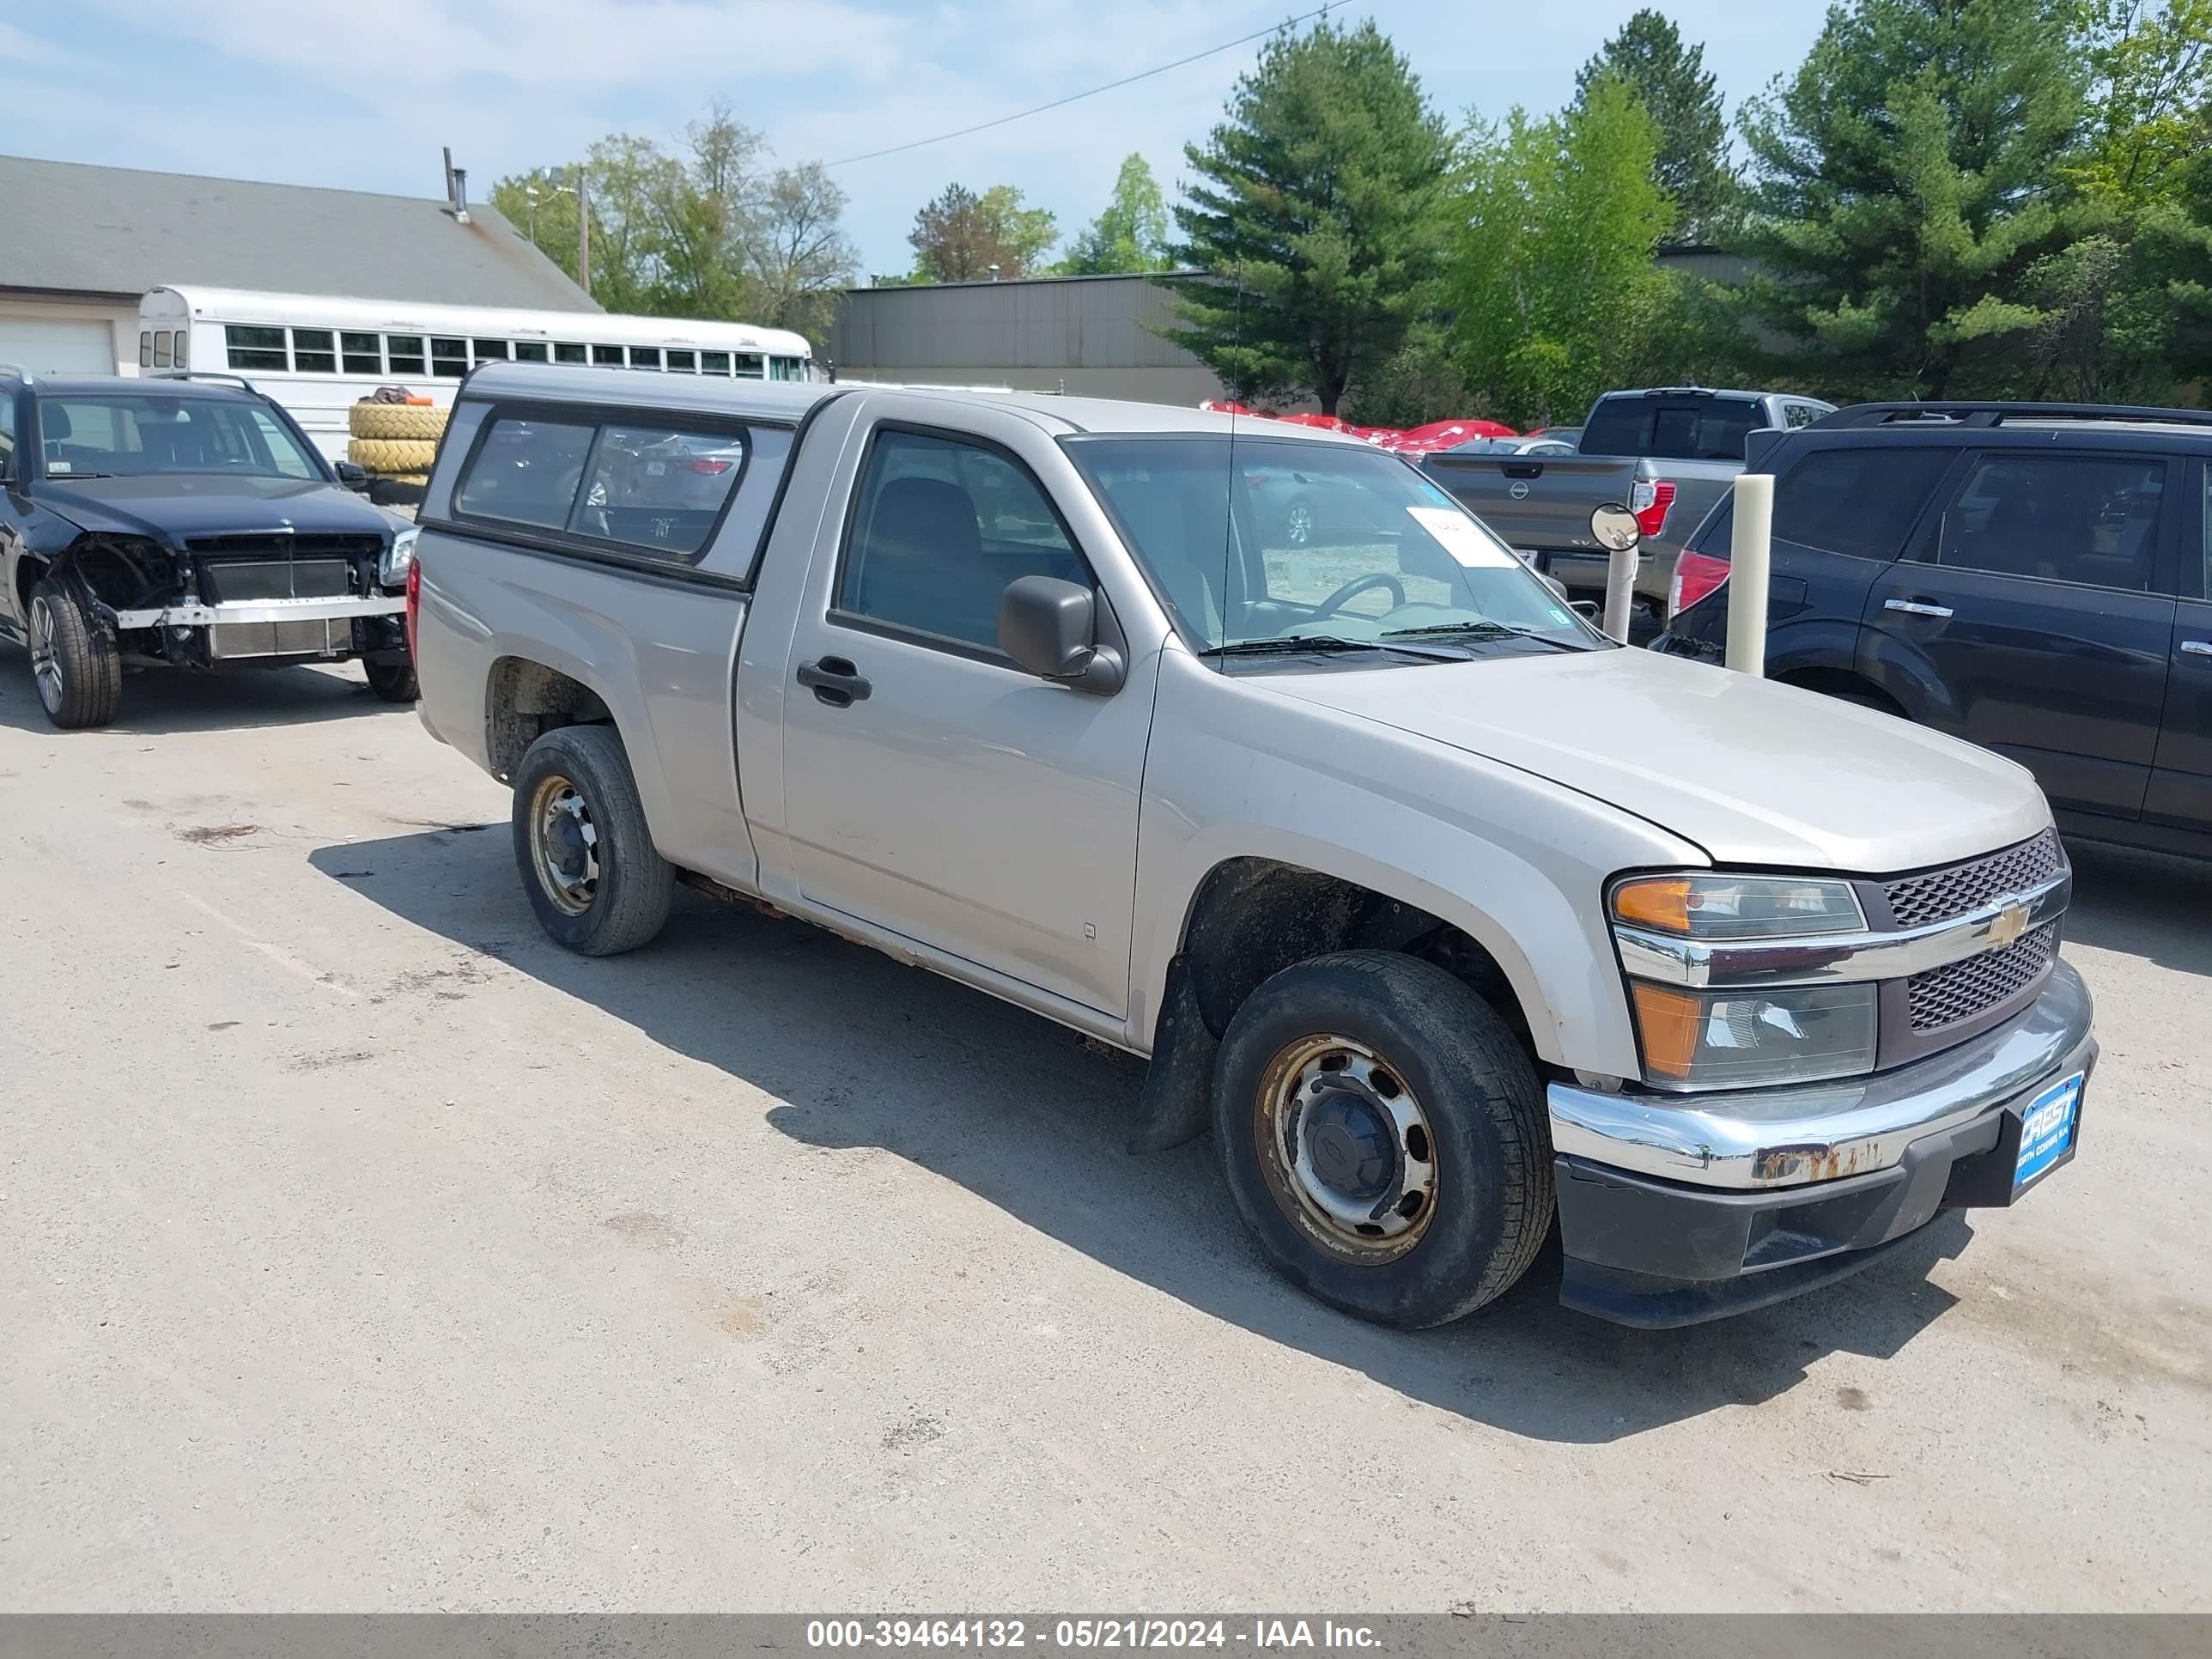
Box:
823 2 1344 168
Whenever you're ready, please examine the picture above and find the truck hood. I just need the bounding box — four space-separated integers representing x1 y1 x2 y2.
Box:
34 476 392 547
1261 645 2050 873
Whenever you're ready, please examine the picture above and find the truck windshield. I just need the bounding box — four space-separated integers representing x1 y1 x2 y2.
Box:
39 395 322 483
1066 434 1599 659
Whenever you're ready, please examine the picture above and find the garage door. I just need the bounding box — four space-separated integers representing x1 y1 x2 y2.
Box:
0 316 117 374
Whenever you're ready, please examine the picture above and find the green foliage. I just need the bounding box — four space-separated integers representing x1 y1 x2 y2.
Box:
2071 1 2212 206
1167 17 1456 415
1060 155 1174 274
907 184 1058 282
1735 0 2089 399
488 104 856 337
1575 7 1737 242
1450 77 1680 428
1342 325 1470 428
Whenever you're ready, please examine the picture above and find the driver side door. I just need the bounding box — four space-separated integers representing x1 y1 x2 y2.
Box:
777 413 1158 1018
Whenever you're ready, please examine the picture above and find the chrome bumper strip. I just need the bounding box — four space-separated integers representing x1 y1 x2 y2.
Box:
1547 960 2095 1191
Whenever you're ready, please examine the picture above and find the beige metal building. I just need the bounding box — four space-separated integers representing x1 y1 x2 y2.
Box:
829 273 1225 405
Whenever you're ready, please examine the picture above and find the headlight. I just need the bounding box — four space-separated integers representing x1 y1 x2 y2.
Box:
1629 981 1877 1088
1613 872 1865 939
380 526 419 586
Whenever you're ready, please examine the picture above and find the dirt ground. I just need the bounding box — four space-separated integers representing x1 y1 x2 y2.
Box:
2 662 2206 1612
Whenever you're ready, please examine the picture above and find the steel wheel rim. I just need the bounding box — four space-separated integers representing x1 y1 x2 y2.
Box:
529 772 599 916
1253 1033 1439 1264
27 596 63 713
1286 501 1314 546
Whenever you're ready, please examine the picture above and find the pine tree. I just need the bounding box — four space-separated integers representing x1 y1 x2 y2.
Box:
1736 0 2088 398
1574 8 1735 241
1167 18 1455 414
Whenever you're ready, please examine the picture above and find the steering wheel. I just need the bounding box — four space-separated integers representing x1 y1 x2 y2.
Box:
1311 573 1405 618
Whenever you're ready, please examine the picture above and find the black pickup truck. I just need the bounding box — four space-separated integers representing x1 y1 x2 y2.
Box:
0 368 417 727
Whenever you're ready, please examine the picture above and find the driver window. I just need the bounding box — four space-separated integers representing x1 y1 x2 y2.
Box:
836 428 1090 652
246 409 315 479
0 395 13 481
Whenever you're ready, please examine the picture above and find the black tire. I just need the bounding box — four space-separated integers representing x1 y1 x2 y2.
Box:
27 576 121 730
510 724 673 956
1212 950 1552 1328
364 658 418 703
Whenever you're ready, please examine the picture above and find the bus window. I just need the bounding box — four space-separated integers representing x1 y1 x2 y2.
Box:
474 338 510 365
514 341 550 363
226 325 287 372
342 332 382 374
139 331 153 368
431 337 468 377
389 335 427 375
666 349 696 373
152 332 172 368
702 351 731 375
631 347 663 370
171 331 188 368
592 344 623 366
293 330 337 373
555 343 587 364
733 353 764 379
769 356 802 381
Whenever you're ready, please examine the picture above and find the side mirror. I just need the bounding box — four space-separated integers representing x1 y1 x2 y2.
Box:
1589 502 1641 553
999 574 1125 695
1570 599 1604 624
335 459 372 494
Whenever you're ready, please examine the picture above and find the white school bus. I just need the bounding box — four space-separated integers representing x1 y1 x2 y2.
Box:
137 285 818 461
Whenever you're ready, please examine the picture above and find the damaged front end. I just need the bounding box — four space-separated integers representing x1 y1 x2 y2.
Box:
61 529 410 672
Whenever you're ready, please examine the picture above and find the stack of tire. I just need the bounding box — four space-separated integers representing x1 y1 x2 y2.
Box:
347 399 446 506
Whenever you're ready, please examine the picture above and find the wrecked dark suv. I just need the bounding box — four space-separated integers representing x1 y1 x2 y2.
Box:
0 368 417 728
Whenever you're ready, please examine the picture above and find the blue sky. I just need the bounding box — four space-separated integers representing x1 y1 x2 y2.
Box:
1 2 1829 286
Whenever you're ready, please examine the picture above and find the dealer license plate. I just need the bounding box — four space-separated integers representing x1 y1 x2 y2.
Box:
2014 1072 2082 1194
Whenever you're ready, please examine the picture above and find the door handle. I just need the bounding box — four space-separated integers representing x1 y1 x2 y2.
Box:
1885 599 1954 619
797 655 872 708
2182 641 2212 658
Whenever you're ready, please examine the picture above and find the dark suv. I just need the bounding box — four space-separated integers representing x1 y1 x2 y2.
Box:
0 368 417 728
1654 401 2212 859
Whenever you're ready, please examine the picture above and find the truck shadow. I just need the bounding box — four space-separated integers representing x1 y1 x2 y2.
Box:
0 652 401 736
310 827 1972 1447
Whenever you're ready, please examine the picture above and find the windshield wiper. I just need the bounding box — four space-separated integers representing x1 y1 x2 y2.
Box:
1382 619 1589 652
46 470 118 481
1208 633 1466 663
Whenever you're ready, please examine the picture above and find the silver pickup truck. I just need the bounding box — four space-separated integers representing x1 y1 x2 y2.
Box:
1424 387 1834 636
410 364 2094 1330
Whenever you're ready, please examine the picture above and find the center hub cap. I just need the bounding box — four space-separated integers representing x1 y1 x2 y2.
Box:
1304 1092 1395 1199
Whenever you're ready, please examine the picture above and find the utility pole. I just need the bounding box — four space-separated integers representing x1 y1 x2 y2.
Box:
576 175 592 297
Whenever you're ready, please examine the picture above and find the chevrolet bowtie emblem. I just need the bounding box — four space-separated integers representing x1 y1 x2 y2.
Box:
1989 901 2030 948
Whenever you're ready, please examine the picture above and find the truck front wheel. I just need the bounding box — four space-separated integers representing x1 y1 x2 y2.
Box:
511 724 673 956
27 577 122 730
1212 951 1553 1328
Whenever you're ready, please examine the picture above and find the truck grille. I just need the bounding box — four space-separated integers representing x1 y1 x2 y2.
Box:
1884 830 2063 927
1906 924 2058 1031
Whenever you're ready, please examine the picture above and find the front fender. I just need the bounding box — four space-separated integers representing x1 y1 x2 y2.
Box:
1127 653 1707 1077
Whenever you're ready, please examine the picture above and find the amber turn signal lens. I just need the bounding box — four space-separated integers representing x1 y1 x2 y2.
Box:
1613 877 1693 934
1630 982 1704 1080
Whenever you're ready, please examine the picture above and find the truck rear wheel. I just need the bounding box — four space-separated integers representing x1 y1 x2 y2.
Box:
27 577 121 731
1212 951 1553 1328
511 724 672 956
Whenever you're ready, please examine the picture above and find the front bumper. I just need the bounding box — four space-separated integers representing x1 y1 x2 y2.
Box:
111 595 406 662
1547 960 2096 1327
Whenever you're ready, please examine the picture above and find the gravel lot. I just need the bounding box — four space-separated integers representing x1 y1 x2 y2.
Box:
2 661 2207 1612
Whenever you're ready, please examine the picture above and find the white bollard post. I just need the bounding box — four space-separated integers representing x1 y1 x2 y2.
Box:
1601 542 1640 643
1726 472 1773 676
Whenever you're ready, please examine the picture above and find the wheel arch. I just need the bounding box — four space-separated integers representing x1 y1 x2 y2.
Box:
483 653 617 781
